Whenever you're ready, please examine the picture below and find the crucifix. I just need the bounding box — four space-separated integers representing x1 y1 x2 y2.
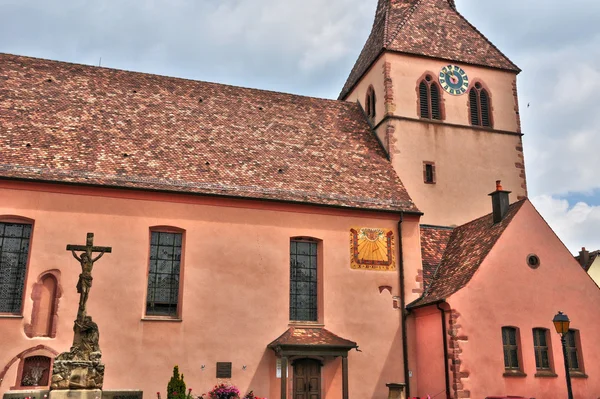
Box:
66 233 112 319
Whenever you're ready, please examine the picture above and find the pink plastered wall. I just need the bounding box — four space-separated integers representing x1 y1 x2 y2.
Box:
448 200 600 398
412 306 447 398
0 181 419 399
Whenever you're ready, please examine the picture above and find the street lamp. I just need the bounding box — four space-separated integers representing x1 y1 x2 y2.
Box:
553 311 573 399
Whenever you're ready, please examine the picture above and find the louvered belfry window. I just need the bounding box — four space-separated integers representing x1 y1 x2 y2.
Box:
146 231 182 317
469 82 492 127
365 86 376 120
290 240 318 322
419 75 442 120
0 222 32 314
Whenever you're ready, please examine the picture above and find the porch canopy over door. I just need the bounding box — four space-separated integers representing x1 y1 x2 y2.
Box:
268 327 358 399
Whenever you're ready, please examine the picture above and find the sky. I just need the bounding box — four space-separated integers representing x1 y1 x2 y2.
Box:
0 0 598 254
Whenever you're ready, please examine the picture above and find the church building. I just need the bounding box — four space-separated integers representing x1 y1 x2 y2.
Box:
1 1 599 398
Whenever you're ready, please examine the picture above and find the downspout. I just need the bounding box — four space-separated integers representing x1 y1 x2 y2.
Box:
437 302 451 399
398 215 410 396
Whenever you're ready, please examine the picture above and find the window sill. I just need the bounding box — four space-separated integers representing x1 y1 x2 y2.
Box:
535 371 558 378
569 371 588 379
0 314 24 319
289 321 324 328
141 317 182 322
503 371 527 378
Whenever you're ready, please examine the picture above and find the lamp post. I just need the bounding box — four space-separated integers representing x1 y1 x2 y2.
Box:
553 311 573 399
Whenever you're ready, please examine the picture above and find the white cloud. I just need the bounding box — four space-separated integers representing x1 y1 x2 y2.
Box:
532 195 600 253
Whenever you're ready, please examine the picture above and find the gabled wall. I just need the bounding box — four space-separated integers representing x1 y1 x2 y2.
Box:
447 200 600 398
588 257 600 287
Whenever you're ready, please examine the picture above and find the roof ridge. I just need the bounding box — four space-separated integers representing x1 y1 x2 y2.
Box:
0 52 350 105
447 4 520 72
384 0 425 47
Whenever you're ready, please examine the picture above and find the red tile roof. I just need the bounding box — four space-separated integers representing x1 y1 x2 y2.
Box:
339 0 520 100
268 327 357 349
0 53 418 213
408 200 526 308
420 225 453 290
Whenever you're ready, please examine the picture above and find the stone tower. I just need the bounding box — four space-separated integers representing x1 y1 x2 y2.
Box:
340 0 527 226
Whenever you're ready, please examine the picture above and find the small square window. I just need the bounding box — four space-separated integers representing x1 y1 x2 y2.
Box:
423 162 436 184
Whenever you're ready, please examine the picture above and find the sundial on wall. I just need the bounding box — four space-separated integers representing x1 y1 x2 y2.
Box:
439 64 469 95
350 227 396 271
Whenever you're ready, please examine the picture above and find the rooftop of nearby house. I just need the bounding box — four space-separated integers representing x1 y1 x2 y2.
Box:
339 0 520 100
0 53 419 213
409 199 526 309
575 248 600 272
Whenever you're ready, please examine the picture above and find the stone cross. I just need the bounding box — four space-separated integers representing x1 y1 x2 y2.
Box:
66 233 112 319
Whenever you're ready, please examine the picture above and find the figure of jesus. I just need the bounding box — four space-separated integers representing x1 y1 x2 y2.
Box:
70 251 106 314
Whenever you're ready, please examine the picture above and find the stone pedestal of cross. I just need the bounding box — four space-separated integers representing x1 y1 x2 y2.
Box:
51 233 112 392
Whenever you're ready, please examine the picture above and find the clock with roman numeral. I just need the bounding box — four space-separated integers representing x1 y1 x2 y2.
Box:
439 65 469 95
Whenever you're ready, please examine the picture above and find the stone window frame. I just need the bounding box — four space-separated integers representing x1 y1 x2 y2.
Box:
423 161 436 184
0 215 35 317
143 226 186 321
0 345 58 390
501 326 526 377
416 71 445 121
365 85 376 121
289 237 324 325
467 80 494 128
24 270 63 338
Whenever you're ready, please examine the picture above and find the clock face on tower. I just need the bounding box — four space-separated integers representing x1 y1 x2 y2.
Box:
439 65 469 95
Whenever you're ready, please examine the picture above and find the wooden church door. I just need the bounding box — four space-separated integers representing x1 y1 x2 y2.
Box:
293 358 321 399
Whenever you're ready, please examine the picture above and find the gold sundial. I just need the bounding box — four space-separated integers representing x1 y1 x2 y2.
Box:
350 227 396 271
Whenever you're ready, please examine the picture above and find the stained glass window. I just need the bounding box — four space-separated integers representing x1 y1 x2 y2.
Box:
0 222 32 314
146 231 182 317
502 327 520 370
290 240 318 322
533 328 551 370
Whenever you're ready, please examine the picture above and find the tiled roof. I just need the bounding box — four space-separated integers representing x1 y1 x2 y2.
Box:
575 250 599 272
408 200 526 308
420 225 453 290
268 327 357 349
0 53 418 213
339 0 520 100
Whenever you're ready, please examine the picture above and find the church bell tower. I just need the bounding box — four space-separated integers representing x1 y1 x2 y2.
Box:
340 0 527 227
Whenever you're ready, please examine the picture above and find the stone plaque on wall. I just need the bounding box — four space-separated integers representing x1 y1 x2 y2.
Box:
216 362 232 379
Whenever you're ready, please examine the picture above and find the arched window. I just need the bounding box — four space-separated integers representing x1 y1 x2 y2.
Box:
0 219 34 315
290 238 321 322
469 82 492 127
419 75 442 120
365 86 376 120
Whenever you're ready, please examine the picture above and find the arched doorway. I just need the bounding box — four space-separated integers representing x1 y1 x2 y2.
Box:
293 358 321 399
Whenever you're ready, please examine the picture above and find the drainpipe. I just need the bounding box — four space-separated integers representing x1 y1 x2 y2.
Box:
398 215 410 396
436 303 451 399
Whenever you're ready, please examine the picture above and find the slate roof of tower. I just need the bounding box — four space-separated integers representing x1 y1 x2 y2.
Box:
339 0 520 100
0 53 419 213
420 225 454 290
408 200 526 308
268 327 358 349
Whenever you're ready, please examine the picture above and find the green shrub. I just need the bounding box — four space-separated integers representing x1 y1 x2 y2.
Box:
167 365 187 399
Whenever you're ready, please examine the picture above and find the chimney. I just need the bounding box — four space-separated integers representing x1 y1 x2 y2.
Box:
578 247 590 268
489 180 511 223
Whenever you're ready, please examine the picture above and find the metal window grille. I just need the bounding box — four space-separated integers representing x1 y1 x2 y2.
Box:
533 328 551 370
290 240 318 322
502 327 520 370
146 231 182 316
0 222 32 314
566 330 580 371
21 356 51 387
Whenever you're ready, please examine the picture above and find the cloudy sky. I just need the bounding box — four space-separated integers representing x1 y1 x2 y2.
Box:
1 0 598 254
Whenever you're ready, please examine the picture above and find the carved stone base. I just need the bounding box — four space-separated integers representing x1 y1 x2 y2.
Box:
2 389 49 399
49 390 102 399
50 354 104 390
